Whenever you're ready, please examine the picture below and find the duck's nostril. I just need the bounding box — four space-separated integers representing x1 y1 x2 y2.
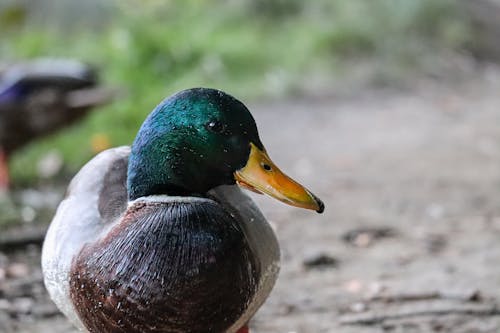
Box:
261 163 272 171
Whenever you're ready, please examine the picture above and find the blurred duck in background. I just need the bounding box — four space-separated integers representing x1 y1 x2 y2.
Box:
0 58 113 190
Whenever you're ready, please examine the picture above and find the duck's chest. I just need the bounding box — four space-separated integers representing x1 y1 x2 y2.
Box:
70 200 261 333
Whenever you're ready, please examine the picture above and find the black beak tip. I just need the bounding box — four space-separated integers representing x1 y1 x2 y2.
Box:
316 200 325 214
311 193 325 214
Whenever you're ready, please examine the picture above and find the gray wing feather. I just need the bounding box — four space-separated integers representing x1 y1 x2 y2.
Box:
97 152 128 222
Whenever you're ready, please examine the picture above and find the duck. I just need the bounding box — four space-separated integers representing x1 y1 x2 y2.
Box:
0 58 113 189
41 87 324 333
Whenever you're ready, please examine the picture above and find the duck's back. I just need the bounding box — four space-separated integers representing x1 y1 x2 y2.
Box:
42 147 280 333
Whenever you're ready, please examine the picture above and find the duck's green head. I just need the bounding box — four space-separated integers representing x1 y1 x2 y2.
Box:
128 88 324 213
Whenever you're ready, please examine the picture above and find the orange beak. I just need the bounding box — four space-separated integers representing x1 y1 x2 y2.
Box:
234 143 324 213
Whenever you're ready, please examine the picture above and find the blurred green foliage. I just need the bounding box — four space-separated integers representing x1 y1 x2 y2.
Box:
0 0 470 182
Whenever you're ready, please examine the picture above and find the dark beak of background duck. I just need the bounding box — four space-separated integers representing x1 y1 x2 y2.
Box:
234 143 324 213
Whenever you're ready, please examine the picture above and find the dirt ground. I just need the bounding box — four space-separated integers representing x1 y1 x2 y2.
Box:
2 65 500 333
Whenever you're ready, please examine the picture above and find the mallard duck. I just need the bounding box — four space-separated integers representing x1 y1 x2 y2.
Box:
0 58 113 189
42 88 324 333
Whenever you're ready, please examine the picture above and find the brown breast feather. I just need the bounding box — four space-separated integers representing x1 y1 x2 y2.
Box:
70 199 260 333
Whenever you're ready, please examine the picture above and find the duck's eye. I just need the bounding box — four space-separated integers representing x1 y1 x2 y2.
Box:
205 120 225 133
